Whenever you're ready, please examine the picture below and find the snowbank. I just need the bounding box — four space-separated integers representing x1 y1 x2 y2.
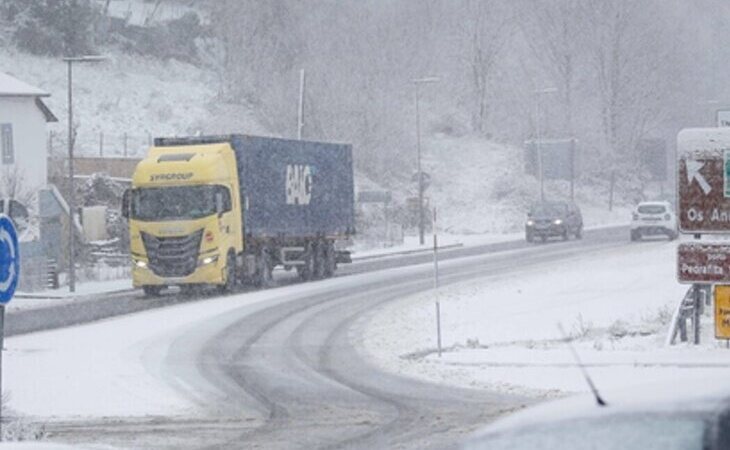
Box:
361 238 730 397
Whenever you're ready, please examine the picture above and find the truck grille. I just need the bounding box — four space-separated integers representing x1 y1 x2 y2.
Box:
141 230 203 278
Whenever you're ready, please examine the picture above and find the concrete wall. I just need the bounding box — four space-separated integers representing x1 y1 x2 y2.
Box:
0 97 47 195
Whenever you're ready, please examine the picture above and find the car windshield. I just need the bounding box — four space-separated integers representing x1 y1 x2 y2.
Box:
131 185 222 221
638 204 667 214
466 416 707 450
531 204 567 217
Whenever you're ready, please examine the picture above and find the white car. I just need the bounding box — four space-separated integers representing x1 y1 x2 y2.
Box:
463 377 730 450
630 201 677 241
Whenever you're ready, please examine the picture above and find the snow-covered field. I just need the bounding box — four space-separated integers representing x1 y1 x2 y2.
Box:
361 238 730 398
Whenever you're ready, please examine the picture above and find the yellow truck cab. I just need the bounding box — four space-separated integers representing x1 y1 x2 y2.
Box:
125 143 242 295
124 134 355 296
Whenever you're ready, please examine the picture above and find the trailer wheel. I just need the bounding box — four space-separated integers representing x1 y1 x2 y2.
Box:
298 244 315 281
255 247 274 288
323 242 336 278
314 242 327 279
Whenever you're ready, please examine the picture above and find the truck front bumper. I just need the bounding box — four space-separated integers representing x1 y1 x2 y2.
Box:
132 257 226 288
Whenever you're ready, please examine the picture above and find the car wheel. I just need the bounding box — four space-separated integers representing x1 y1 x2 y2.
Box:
630 230 641 241
667 230 678 241
562 229 569 241
540 235 547 243
575 226 583 240
526 232 533 243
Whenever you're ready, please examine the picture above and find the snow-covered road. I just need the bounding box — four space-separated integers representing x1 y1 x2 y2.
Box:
4 226 632 448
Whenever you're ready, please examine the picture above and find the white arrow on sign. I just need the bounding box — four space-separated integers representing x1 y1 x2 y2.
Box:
686 159 712 195
0 227 16 293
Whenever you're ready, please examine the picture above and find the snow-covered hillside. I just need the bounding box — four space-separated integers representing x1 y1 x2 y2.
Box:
2 46 633 237
0 48 266 158
421 134 632 234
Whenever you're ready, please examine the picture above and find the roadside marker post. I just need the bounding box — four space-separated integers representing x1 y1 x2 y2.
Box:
433 209 442 357
0 215 19 440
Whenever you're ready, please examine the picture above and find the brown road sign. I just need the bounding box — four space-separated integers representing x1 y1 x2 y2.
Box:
677 128 730 234
677 242 730 284
715 285 730 339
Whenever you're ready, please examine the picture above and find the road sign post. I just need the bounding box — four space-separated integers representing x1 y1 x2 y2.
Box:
0 214 19 441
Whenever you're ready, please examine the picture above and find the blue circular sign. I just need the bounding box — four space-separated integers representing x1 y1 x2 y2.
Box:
0 214 19 304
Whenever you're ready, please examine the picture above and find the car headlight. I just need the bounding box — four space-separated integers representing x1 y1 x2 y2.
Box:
526 220 534 226
199 255 218 266
554 219 563 225
134 259 147 268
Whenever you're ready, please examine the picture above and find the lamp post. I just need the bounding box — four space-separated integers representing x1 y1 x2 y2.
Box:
413 76 440 245
63 55 107 293
534 87 557 202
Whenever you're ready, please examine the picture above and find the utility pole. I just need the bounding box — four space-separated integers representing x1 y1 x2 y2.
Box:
298 69 305 140
413 77 440 245
534 87 557 203
63 55 108 293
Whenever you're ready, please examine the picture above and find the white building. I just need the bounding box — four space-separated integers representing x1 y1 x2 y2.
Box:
0 71 57 202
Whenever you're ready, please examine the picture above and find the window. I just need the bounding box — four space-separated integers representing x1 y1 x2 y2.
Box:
1 124 13 165
131 185 232 221
638 204 666 214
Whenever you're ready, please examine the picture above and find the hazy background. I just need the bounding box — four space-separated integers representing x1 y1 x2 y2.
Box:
0 0 725 231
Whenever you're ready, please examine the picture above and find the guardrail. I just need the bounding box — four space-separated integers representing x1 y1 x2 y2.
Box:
351 243 464 262
666 284 711 346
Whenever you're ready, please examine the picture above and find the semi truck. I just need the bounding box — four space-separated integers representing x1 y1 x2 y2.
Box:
122 134 355 296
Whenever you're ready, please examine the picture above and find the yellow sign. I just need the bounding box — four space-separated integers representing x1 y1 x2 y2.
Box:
715 285 730 339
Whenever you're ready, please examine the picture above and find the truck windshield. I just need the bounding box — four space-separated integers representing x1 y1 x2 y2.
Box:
131 185 227 221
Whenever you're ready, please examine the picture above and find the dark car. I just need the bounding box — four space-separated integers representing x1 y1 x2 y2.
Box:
525 201 583 242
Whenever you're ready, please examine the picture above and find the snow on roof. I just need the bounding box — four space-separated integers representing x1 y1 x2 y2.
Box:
0 71 49 97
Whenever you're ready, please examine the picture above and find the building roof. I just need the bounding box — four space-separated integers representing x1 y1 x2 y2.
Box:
0 71 49 97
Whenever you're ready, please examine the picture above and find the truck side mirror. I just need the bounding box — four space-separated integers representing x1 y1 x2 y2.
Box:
121 189 130 219
215 192 224 217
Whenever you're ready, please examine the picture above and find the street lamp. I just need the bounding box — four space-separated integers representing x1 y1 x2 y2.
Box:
534 87 557 202
413 76 440 245
63 55 108 293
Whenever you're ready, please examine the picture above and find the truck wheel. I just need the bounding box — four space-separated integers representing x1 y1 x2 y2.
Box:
314 243 327 279
323 242 336 278
219 251 237 293
142 285 162 297
255 247 274 288
180 285 197 296
298 244 315 281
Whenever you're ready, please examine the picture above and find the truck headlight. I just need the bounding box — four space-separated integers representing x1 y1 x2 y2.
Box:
134 259 147 268
199 255 218 266
553 219 563 225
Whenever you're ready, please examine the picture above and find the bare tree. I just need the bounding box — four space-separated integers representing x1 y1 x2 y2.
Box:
0 166 36 208
518 0 586 136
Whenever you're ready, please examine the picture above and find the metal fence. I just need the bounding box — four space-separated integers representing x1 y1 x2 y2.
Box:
48 131 154 159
